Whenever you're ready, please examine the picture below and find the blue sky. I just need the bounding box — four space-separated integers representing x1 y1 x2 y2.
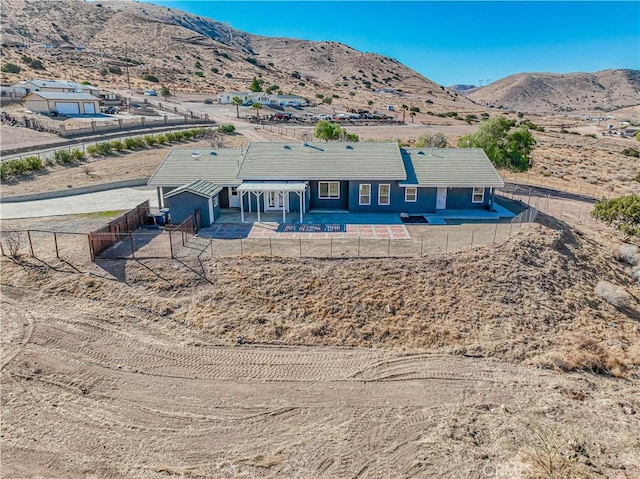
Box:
148 1 640 86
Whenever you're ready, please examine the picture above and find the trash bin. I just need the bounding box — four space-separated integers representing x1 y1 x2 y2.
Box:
154 214 166 226
160 208 170 225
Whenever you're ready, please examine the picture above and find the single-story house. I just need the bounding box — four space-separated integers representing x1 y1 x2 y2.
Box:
24 91 101 115
216 91 281 106
277 94 307 107
164 180 222 227
148 142 504 224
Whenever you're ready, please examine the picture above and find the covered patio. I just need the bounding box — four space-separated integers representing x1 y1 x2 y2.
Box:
237 182 308 223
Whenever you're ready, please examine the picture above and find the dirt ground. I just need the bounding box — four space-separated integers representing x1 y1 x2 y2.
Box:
2 213 640 478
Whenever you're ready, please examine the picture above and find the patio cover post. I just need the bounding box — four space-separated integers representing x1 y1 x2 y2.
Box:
156 187 163 209
299 191 303 223
256 192 261 223
240 191 245 223
282 191 286 224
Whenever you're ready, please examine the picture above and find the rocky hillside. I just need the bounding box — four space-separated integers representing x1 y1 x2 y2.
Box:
464 69 640 113
0 0 472 110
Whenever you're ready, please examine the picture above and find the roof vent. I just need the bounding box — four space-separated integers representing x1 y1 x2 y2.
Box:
346 145 354 150
284 145 291 150
417 151 425 155
301 142 308 147
192 150 201 161
209 151 217 155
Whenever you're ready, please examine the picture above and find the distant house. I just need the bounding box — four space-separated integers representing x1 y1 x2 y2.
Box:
276 94 307 107
148 142 504 223
11 79 102 97
24 91 100 115
216 91 280 106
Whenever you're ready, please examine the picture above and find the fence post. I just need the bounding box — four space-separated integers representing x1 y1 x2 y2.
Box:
509 220 513 237
420 235 424 257
493 223 498 244
210 239 214 258
88 233 95 262
527 187 532 205
387 237 391 257
169 230 174 259
182 231 185 247
27 231 34 257
129 233 135 259
269 237 273 258
470 230 475 248
330 237 333 258
445 233 449 254
54 232 59 258
357 237 360 257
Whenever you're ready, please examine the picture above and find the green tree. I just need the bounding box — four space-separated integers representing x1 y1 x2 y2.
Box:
591 195 640 237
314 120 344 141
249 76 263 92
232 96 243 119
251 102 263 120
401 104 408 123
458 116 535 171
636 130 640 142
1 63 20 73
409 111 416 123
159 86 172 100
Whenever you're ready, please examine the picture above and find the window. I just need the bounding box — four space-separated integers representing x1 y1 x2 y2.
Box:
359 184 371 205
472 187 485 203
230 187 238 196
318 181 340 199
378 184 390 205
405 187 417 202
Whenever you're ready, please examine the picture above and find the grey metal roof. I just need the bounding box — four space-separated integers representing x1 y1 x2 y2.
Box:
237 181 307 192
25 91 99 101
239 142 406 180
400 148 504 188
164 180 222 199
148 148 243 187
25 79 77 89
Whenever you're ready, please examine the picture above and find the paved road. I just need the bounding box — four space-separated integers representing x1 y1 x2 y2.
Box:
0 186 158 220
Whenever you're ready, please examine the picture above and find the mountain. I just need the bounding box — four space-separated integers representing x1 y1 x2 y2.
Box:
449 84 477 93
0 0 472 110
464 70 640 113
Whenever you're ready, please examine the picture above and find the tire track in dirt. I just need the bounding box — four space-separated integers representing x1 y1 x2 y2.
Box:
1 300 35 370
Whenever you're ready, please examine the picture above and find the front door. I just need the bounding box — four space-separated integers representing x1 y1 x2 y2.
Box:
436 187 447 209
228 187 240 208
265 191 285 210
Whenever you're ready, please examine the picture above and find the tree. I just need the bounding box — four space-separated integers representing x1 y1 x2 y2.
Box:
232 96 243 118
636 130 640 142
1 63 20 73
313 120 358 142
458 116 535 171
415 132 447 148
251 102 263 120
409 111 416 123
202 128 226 149
591 195 640 237
249 76 263 92
159 86 172 101
401 104 408 123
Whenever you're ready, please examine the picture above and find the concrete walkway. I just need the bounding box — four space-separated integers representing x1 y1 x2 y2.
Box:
0 186 159 220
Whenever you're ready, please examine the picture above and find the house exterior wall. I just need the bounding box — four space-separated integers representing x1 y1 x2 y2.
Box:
308 180 349 210
165 191 211 226
445 187 490 209
24 97 50 113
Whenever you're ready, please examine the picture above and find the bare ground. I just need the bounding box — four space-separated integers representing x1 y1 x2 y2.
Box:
2 217 640 478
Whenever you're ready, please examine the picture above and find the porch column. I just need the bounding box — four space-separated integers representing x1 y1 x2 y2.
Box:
256 192 261 223
299 191 303 223
157 186 163 209
240 191 245 223
490 187 495 210
282 191 286 224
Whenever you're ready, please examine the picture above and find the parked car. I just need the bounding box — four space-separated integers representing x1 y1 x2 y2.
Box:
274 112 295 120
204 98 213 104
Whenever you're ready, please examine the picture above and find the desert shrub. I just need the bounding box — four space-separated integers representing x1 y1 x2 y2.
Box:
155 134 168 145
1 63 21 73
24 156 43 170
595 281 630 308
143 74 159 83
1 159 26 179
86 145 99 156
107 65 122 75
614 244 639 265
143 135 158 146
218 124 235 134
164 132 178 142
194 71 204 78
53 149 73 164
322 97 332 104
622 147 640 158
71 149 85 161
110 140 125 152
124 137 144 149
211 67 219 74
94 142 113 156
224 72 233 78
175 55 182 60
592 195 640 237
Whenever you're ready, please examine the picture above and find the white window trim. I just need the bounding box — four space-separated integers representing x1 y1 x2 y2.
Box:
404 187 417 202
359 183 371 205
378 183 391 206
472 187 485 203
318 181 340 200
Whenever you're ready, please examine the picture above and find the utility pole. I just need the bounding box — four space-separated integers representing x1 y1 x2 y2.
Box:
124 42 131 90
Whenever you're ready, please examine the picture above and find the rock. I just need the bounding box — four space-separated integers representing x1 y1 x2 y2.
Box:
386 304 396 315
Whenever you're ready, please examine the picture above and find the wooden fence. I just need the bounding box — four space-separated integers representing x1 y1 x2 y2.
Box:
88 200 150 261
